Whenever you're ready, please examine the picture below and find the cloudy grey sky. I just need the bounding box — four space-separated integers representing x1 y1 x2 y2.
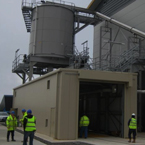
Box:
0 0 93 102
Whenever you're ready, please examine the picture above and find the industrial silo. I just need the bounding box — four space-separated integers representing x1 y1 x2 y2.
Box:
29 3 74 62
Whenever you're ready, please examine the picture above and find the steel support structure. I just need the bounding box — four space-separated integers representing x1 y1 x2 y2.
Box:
14 0 145 83
99 23 112 70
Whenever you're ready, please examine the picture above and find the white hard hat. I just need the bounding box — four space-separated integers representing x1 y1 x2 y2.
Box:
132 113 135 116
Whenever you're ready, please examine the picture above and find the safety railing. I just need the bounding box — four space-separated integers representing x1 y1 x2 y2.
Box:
69 45 90 69
79 48 89 57
22 0 33 9
110 46 140 71
75 12 94 19
12 54 28 71
50 0 75 7
22 0 75 9
85 45 143 72
87 57 100 70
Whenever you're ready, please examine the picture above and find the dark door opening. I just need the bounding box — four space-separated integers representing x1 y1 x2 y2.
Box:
79 81 124 138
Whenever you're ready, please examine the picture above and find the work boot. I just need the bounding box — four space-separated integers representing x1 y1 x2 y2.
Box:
128 139 131 142
132 139 135 143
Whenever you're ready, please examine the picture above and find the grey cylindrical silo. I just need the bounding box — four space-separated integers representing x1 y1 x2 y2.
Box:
29 4 74 59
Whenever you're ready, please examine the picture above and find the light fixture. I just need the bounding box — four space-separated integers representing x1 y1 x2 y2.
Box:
112 85 117 93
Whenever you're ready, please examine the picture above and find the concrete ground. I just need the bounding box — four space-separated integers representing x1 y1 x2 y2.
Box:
1 123 145 145
0 123 45 145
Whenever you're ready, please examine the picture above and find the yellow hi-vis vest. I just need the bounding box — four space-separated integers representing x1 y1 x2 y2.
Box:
80 115 90 127
20 112 27 124
25 116 36 131
6 115 17 131
129 118 137 129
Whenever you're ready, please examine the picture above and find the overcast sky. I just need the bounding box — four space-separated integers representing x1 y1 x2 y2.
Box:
0 0 93 102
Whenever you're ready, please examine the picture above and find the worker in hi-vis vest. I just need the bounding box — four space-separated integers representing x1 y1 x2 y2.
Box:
19 109 27 142
128 113 137 143
20 109 27 127
79 114 90 138
23 109 36 145
6 111 17 142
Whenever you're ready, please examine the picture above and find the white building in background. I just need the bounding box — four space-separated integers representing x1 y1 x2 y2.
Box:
92 0 145 59
88 0 145 131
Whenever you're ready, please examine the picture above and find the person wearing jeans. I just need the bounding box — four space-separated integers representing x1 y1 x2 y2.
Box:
79 114 90 138
23 109 36 145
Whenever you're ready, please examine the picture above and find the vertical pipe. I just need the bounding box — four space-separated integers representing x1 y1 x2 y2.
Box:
139 38 141 57
109 28 112 69
100 26 103 69
29 62 33 81
33 5 38 55
22 73 26 84
121 84 124 137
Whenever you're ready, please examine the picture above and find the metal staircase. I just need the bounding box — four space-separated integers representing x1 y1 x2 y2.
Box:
84 46 145 72
21 0 33 32
111 46 140 72
22 9 32 32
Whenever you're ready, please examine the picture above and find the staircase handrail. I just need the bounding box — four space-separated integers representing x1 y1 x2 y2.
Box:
22 0 33 9
12 54 28 70
111 46 140 71
47 0 75 7
22 0 75 10
87 46 140 71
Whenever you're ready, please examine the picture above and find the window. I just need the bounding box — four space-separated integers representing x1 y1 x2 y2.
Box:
47 80 50 89
45 119 48 127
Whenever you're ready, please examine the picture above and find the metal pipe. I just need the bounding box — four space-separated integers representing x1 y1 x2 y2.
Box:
33 4 38 55
137 90 145 93
95 12 145 38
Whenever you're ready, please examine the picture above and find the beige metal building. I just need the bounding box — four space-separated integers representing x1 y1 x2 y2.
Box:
13 68 137 140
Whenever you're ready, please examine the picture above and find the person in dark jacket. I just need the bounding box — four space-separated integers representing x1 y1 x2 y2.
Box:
23 109 36 145
128 113 137 143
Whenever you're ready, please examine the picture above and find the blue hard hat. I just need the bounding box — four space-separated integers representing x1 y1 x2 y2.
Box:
27 109 32 114
11 111 15 114
22 109 26 112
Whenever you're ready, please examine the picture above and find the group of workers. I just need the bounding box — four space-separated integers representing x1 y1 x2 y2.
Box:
5 110 137 144
6 109 36 145
79 113 137 143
